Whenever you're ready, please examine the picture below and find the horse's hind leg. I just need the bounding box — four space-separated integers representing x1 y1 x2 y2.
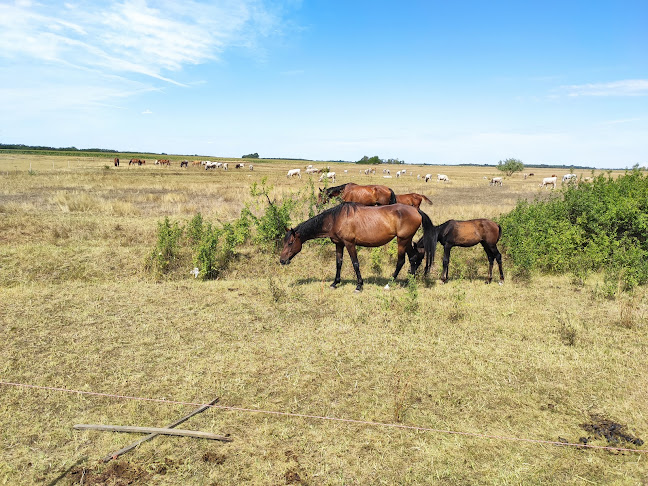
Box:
494 245 504 284
441 245 452 283
392 238 410 279
482 243 504 284
331 242 344 289
344 243 364 292
482 245 495 284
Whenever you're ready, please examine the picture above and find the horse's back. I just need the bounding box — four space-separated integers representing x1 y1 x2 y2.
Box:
334 203 421 246
342 183 393 206
445 219 500 246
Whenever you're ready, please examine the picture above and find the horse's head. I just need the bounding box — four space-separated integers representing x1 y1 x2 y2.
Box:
409 239 426 273
280 228 303 265
317 188 328 205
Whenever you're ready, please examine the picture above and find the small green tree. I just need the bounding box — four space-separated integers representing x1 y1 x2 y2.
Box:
356 155 382 165
497 158 524 176
249 177 297 247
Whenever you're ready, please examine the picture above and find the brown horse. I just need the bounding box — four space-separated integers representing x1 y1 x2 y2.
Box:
395 193 432 209
113 157 119 166
415 218 503 284
318 183 397 206
280 203 435 292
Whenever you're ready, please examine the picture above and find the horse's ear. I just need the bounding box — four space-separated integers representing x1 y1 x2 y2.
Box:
319 188 322 193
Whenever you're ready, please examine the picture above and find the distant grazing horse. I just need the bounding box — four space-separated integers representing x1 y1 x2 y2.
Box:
287 168 301 179
395 193 432 209
129 158 144 166
437 174 449 182
415 218 504 284
180 160 188 168
540 176 557 189
490 177 503 186
318 183 396 206
114 157 119 167
319 172 336 183
280 203 435 292
158 159 170 166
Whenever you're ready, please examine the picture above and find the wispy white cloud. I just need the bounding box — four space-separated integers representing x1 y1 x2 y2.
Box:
142 109 153 115
560 79 648 97
0 0 287 112
601 118 642 125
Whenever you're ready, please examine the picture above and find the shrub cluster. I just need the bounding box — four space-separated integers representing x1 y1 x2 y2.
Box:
499 168 648 290
248 177 299 248
147 177 316 279
146 212 251 280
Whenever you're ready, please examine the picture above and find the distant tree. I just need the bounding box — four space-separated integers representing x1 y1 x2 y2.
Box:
242 152 259 159
497 158 524 176
356 155 382 165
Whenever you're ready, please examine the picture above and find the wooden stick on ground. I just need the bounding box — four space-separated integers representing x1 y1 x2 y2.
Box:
94 397 223 462
74 424 232 441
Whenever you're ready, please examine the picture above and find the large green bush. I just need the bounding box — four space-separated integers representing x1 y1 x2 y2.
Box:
499 169 648 290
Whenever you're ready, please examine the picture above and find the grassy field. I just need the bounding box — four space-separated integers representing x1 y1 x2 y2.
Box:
1 154 646 485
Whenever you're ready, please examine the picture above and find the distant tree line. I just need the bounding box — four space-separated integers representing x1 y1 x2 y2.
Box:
0 143 119 153
356 155 405 165
242 152 260 159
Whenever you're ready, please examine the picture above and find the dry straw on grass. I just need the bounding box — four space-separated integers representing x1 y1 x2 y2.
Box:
0 154 646 485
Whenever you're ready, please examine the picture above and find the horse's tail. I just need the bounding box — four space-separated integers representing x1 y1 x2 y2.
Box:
418 209 436 275
420 194 433 205
389 188 397 205
497 222 502 242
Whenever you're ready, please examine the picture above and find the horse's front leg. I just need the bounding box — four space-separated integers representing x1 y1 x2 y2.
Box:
331 242 344 289
345 243 363 292
441 245 452 283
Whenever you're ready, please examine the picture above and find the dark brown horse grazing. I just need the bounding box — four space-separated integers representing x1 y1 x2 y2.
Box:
280 203 435 292
395 193 432 209
114 157 119 166
318 183 397 206
415 219 503 284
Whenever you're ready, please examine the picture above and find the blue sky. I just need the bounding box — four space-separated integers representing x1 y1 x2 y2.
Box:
1 0 646 168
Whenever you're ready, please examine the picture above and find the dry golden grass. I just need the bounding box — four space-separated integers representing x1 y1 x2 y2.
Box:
0 154 646 485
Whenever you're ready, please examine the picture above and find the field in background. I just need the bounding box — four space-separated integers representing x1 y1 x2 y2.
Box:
1 154 646 485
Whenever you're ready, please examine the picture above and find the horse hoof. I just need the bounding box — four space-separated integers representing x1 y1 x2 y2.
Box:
355 288 363 293
330 284 338 289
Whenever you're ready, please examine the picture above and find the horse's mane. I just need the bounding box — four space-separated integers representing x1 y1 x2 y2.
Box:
295 203 352 241
325 183 349 197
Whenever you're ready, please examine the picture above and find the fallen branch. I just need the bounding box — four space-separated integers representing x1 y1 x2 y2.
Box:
74 424 232 442
101 397 221 462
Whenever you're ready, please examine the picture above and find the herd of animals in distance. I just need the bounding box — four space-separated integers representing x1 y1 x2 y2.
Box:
112 156 585 292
